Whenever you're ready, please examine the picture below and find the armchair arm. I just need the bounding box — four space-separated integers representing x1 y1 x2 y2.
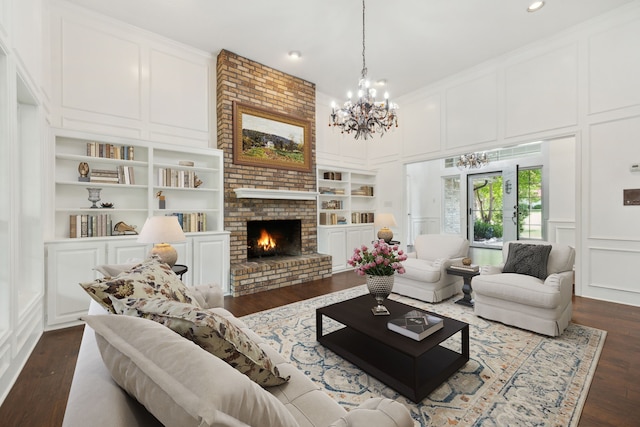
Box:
432 257 454 270
480 264 504 275
543 270 574 301
328 398 413 427
191 284 224 308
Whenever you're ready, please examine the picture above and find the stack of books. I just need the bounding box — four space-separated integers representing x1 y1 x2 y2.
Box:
387 309 443 341
449 262 479 272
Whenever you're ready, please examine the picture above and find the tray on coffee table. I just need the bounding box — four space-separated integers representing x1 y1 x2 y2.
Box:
316 294 469 402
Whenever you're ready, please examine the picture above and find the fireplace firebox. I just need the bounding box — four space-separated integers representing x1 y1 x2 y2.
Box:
247 220 302 259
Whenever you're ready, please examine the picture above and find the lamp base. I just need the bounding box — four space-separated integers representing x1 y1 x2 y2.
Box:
149 243 178 267
377 227 393 243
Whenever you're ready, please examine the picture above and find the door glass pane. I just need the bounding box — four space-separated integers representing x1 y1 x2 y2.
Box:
518 168 543 240
469 173 503 248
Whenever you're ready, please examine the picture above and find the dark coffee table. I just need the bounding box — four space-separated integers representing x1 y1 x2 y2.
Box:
316 294 469 402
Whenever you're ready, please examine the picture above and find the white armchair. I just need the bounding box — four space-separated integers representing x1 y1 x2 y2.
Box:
472 241 575 336
393 234 470 303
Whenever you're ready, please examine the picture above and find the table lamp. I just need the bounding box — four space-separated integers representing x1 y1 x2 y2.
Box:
374 213 397 243
137 216 186 267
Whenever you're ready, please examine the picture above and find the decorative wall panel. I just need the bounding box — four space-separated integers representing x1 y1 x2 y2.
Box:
61 20 141 119
505 44 578 137
149 49 209 131
402 94 441 157
445 73 498 148
589 17 640 114
589 247 640 305
588 116 640 240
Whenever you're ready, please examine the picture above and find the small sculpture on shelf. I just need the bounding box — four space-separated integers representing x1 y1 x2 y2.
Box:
100 202 114 209
113 221 138 235
86 187 102 208
78 162 90 182
156 191 166 209
194 175 203 188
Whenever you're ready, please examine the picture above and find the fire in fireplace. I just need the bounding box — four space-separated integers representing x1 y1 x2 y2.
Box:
247 219 302 259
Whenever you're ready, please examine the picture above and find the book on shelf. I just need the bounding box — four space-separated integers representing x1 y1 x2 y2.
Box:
351 212 374 224
449 263 479 272
167 212 207 232
157 168 197 188
86 142 135 160
387 309 444 341
322 171 342 180
70 214 113 238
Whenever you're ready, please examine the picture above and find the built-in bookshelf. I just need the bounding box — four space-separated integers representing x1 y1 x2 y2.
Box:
316 166 377 272
51 129 224 240
317 166 376 226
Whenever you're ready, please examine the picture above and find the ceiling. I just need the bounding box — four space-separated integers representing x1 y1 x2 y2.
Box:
65 0 634 100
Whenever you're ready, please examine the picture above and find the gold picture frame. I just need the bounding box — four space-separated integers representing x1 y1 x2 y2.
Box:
233 102 312 172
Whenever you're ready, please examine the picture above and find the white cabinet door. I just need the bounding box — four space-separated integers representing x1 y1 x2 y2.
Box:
321 229 347 271
46 241 106 328
346 225 375 263
107 239 147 264
192 233 230 292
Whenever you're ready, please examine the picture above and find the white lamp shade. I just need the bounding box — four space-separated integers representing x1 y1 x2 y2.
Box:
374 213 398 228
137 216 187 244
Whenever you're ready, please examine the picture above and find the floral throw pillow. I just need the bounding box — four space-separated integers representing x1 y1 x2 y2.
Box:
110 297 290 388
502 243 552 280
79 256 200 313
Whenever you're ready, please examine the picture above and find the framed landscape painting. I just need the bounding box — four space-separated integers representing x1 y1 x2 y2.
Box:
233 102 312 172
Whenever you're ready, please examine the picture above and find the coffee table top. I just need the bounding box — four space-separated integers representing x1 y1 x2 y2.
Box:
317 294 468 358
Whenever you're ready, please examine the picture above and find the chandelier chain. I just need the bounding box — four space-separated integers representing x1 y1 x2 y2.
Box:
361 0 367 79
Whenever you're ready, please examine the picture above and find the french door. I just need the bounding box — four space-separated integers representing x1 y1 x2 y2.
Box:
467 166 519 248
467 165 543 247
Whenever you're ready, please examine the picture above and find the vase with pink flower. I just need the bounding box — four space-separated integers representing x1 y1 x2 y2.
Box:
347 239 407 315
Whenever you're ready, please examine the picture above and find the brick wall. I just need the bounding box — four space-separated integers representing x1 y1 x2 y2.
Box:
216 50 330 294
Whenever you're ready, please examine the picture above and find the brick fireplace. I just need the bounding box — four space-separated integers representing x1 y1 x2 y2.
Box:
216 50 332 296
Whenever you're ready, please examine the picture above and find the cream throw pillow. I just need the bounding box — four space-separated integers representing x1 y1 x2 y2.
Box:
79 256 200 313
83 314 298 427
111 297 290 387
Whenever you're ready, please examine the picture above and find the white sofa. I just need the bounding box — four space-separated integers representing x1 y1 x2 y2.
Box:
62 289 413 427
472 241 575 337
393 234 470 303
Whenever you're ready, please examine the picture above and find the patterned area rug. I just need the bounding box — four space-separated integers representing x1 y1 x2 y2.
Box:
241 285 606 427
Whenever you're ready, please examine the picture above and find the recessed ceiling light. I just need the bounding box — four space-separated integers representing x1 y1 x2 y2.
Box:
527 1 545 12
288 51 302 60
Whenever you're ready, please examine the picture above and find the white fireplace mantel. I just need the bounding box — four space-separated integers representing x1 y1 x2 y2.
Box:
234 188 318 200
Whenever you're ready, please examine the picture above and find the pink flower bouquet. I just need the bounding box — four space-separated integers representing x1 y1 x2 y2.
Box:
347 239 407 276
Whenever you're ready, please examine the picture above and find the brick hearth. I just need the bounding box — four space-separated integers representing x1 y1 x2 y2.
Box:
216 50 332 295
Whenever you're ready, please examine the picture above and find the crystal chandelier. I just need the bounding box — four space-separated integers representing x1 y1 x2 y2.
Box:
457 152 489 170
329 0 398 140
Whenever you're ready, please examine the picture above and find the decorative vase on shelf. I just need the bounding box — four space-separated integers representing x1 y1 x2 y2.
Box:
87 187 102 209
366 274 394 316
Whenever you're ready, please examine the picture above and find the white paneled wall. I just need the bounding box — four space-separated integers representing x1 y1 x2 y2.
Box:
49 1 213 147
0 0 45 407
366 2 640 306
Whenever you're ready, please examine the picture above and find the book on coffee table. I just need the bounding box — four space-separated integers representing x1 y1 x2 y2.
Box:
387 309 444 341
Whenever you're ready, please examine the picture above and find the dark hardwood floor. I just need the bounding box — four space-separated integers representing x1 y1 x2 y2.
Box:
1 271 638 426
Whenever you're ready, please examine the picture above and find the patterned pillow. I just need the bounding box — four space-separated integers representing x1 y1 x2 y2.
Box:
502 243 552 280
111 297 290 387
79 256 200 313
